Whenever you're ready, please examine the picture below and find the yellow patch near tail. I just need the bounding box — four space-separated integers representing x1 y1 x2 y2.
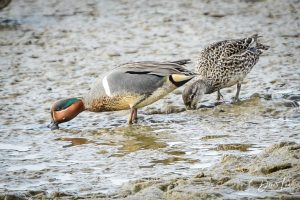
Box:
171 74 193 82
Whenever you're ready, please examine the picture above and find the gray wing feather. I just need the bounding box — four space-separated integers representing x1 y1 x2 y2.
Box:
116 61 195 76
105 60 194 95
106 71 165 95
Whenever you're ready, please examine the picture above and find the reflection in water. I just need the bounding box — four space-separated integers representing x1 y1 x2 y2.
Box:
110 126 167 156
55 137 91 148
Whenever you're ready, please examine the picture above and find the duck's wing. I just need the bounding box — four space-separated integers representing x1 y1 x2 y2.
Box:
197 34 267 76
104 61 195 96
169 59 192 65
199 34 261 61
219 47 263 69
118 60 195 76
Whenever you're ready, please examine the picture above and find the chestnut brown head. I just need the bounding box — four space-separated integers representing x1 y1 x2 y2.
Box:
48 98 85 130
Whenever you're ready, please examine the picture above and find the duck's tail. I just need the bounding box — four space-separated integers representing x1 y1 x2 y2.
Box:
248 34 270 51
256 42 270 50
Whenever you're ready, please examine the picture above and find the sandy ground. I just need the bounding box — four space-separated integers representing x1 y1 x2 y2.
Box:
0 0 300 199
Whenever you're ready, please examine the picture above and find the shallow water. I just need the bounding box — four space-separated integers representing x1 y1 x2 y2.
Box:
0 0 300 198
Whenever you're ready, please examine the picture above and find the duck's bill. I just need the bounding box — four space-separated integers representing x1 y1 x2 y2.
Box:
47 121 59 130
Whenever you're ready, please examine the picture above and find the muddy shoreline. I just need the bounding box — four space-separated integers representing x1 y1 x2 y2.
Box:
1 0 299 199
2 142 299 199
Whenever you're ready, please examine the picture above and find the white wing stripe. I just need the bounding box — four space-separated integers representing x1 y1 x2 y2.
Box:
102 76 112 96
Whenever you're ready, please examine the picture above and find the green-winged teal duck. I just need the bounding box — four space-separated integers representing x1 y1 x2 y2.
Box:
49 59 195 129
182 34 269 109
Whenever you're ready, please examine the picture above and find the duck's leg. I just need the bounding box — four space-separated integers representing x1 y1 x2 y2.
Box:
132 108 138 123
217 90 223 101
128 108 135 125
234 83 241 102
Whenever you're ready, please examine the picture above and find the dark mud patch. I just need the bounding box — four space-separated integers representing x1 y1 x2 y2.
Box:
165 150 186 156
0 19 20 30
283 94 300 102
215 143 252 152
275 100 299 108
201 135 230 141
260 163 293 174
0 194 27 200
150 157 198 165
0 191 105 200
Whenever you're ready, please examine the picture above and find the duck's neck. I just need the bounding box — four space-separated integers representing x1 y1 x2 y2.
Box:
194 79 212 94
182 79 212 110
83 95 122 112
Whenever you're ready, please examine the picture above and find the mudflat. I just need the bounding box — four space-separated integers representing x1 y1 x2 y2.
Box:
0 0 299 199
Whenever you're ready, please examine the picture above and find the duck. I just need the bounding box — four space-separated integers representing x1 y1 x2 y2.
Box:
182 34 269 110
48 59 195 130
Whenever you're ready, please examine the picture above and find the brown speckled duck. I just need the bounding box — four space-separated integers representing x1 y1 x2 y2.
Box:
49 60 195 130
182 34 269 109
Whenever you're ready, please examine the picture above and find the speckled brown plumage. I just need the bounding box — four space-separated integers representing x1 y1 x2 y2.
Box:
182 34 269 109
196 34 269 94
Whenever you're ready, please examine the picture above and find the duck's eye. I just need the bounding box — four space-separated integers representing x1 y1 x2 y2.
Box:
190 93 196 100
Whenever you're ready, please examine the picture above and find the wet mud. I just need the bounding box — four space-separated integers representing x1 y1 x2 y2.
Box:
1 0 300 199
90 142 299 200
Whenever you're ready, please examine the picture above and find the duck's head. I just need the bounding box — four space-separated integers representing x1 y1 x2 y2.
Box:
182 80 208 110
48 98 85 130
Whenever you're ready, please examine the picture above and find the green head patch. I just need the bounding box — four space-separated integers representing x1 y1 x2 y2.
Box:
54 98 79 111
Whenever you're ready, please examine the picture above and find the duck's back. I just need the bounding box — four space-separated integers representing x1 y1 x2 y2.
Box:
105 68 165 96
197 36 256 74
